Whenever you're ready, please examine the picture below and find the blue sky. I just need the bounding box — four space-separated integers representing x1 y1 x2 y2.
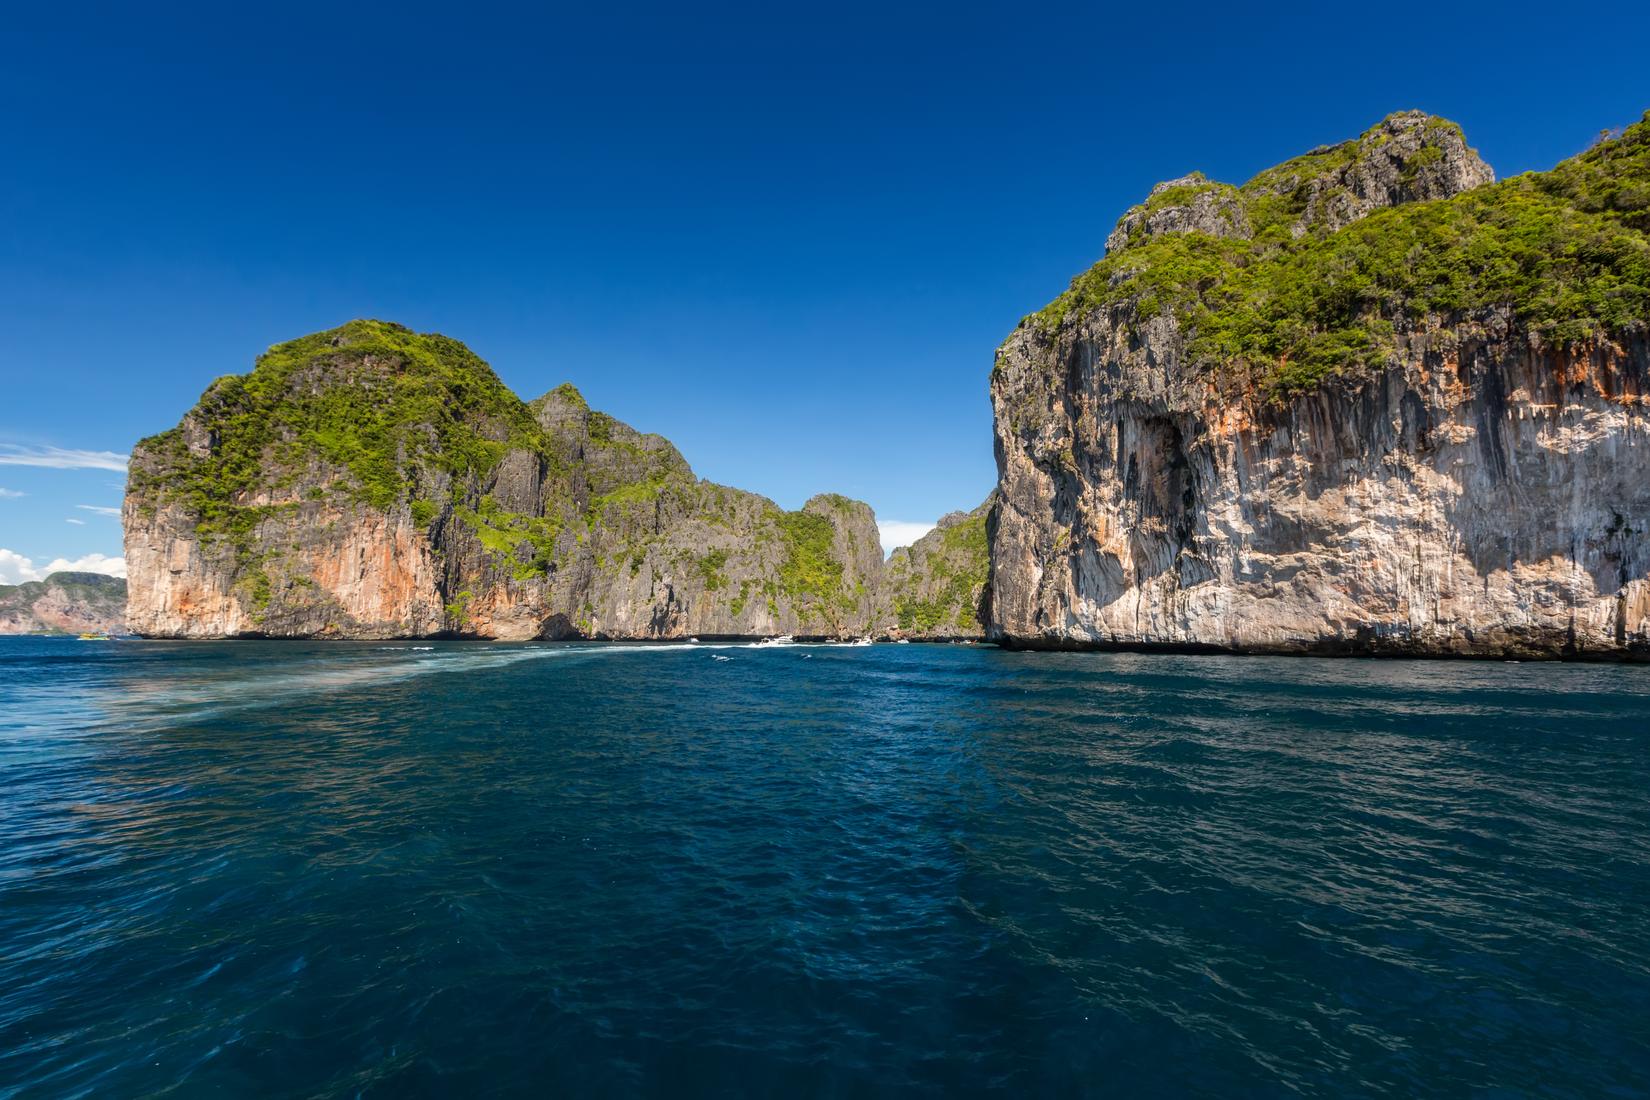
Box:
2 0 1647 580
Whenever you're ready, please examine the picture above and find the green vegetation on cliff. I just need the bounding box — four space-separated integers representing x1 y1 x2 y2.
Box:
888 504 990 636
775 510 849 626
458 494 565 581
127 321 882 637
1031 111 1650 397
129 320 551 539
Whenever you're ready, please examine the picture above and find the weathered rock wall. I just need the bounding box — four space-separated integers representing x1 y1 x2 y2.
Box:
993 310 1650 656
989 112 1650 659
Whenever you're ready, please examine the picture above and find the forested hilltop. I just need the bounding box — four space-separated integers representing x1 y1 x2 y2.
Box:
0 573 126 635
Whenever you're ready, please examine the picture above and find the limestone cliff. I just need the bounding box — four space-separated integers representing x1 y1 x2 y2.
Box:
0 572 127 635
881 497 992 640
124 322 886 640
991 110 1650 659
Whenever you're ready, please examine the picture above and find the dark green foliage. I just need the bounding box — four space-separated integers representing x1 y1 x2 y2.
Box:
696 549 729 591
892 510 989 633
244 564 273 611
588 477 666 516
129 319 879 633
1032 112 1650 399
133 320 554 549
775 510 848 625
460 494 564 580
729 579 752 618
444 589 474 626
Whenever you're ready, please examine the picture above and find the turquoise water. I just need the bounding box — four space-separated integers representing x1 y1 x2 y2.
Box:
1 637 1647 1097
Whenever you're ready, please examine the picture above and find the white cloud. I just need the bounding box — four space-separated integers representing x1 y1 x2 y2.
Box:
0 549 37 584
0 445 129 472
49 553 125 578
0 549 126 584
77 504 121 517
65 518 86 525
0 487 23 499
878 519 936 556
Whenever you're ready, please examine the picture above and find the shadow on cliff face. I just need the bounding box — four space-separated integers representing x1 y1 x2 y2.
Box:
1000 314 1650 657
1438 328 1650 581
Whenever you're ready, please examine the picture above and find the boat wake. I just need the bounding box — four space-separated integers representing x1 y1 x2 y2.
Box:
45 636 884 737
78 646 566 734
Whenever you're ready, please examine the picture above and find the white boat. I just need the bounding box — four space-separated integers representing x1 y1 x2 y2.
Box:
756 635 795 647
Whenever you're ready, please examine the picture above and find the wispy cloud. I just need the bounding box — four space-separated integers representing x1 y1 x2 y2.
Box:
76 504 121 517
0 445 129 472
0 549 126 585
65 518 86 525
877 519 937 556
0 488 23 499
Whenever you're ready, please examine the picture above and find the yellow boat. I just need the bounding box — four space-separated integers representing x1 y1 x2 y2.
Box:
77 633 111 641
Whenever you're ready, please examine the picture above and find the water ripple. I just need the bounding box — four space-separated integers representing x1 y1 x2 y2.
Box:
1 639 1647 1096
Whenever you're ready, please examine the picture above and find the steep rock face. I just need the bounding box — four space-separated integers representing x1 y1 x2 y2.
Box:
991 111 1650 658
125 322 885 640
0 573 127 635
881 497 992 639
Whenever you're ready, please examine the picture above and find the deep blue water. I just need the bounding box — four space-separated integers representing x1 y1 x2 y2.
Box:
1 638 1648 1098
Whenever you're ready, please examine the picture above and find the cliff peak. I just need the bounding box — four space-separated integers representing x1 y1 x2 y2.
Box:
1031 109 1647 400
532 382 589 412
130 321 536 526
1106 111 1491 254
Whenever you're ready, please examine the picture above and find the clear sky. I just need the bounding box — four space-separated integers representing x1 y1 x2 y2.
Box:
2 0 1647 581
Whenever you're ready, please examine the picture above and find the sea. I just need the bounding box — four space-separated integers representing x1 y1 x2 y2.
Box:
1 636 1647 1097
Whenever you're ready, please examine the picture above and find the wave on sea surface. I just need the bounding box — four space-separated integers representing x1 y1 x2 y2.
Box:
1 636 1647 1095
4 638 890 739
